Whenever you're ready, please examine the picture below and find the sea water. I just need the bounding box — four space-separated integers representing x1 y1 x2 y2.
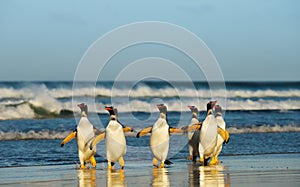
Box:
0 81 299 167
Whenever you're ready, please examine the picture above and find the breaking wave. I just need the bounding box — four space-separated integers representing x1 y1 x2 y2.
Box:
0 97 300 120
0 100 73 120
1 84 300 99
1 98 300 120
1 82 300 120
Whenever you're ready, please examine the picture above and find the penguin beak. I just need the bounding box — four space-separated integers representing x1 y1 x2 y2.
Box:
77 103 84 108
157 104 165 109
210 101 217 108
188 106 194 109
105 107 113 111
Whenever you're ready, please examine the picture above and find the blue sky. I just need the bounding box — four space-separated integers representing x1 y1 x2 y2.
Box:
0 0 299 81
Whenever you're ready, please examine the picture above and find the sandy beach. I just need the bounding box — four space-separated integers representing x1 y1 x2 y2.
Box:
1 153 299 187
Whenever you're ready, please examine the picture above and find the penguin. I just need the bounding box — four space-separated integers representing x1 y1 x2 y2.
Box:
198 101 218 166
186 106 200 161
90 106 131 170
136 104 184 168
210 105 230 165
61 103 99 169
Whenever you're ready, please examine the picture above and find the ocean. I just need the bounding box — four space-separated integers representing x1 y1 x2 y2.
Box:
0 81 299 168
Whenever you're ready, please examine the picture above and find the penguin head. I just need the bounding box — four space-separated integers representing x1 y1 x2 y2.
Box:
157 104 167 113
188 105 198 113
206 101 217 114
215 105 222 116
77 103 88 116
105 106 114 113
157 104 167 120
188 105 195 111
105 106 117 120
188 106 198 118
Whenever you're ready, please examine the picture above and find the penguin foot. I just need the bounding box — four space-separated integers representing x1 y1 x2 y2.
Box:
159 162 165 168
119 157 125 170
200 157 209 166
187 155 193 160
209 157 219 166
108 162 114 170
90 156 97 168
199 157 204 164
80 163 85 169
152 158 158 167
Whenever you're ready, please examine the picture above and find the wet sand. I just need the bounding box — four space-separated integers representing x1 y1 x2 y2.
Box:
1 153 299 187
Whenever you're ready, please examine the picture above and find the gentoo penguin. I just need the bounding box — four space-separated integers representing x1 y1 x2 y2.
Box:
199 101 218 166
210 105 230 165
61 103 98 169
137 104 184 168
186 106 200 161
90 106 131 170
90 107 133 149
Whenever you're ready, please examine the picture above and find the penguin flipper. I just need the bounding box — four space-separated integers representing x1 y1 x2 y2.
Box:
218 127 230 144
136 126 152 138
90 132 105 150
61 129 77 147
183 122 202 132
123 126 134 132
224 129 230 143
169 127 185 134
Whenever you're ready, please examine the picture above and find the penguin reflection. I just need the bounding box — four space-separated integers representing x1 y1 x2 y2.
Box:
77 168 96 187
188 163 200 187
107 169 126 187
188 164 230 187
152 168 170 187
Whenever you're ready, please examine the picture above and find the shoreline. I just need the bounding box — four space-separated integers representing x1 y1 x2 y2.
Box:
1 153 299 187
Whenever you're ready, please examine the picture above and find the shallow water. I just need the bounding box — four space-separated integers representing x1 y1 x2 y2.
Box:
1 154 299 187
0 131 299 168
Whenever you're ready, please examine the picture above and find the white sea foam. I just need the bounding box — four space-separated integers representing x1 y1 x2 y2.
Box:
227 124 300 134
0 87 73 120
1 85 300 100
74 87 300 99
225 99 300 111
112 99 300 112
0 130 73 141
0 97 299 120
0 104 35 120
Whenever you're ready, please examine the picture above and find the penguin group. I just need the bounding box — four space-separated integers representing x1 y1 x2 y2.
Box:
61 101 229 169
184 101 230 166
